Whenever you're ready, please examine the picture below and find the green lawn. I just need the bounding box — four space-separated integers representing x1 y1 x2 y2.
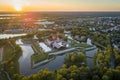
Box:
76 43 92 48
31 39 48 64
70 39 92 48
31 53 48 64
92 42 106 49
31 40 44 54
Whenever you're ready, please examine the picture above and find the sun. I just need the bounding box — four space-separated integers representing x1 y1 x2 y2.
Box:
14 4 22 11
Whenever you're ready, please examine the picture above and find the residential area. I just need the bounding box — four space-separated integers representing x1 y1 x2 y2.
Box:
0 12 120 80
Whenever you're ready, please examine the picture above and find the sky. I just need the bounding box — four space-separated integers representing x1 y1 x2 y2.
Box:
0 0 120 12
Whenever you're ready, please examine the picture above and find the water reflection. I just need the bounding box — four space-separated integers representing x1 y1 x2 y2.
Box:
0 34 26 39
18 45 34 75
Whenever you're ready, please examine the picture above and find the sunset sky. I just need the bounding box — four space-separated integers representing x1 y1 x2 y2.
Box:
0 0 120 12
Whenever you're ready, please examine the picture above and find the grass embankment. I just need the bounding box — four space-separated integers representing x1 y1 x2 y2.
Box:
92 42 106 49
31 39 48 64
70 39 92 48
2 40 22 78
77 43 92 48
31 54 48 64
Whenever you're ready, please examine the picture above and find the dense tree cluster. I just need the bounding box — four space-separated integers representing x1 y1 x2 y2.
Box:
71 28 88 37
64 52 86 67
94 47 120 68
13 64 120 80
91 33 110 48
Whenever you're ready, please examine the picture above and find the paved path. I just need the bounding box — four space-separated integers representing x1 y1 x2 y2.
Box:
49 47 78 55
19 44 32 46
8 41 15 49
33 58 54 68
0 47 3 63
4 71 11 80
49 46 96 56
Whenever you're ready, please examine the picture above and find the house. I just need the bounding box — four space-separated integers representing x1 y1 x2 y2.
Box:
45 39 53 46
75 35 86 42
45 32 68 50
64 30 71 37
33 35 38 40
51 40 67 50
45 39 67 50
39 42 52 52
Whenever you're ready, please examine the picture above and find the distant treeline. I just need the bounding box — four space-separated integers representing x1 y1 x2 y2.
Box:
1 12 120 17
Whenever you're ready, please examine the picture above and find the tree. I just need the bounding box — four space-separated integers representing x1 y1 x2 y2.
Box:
65 52 86 67
102 75 109 80
92 75 100 80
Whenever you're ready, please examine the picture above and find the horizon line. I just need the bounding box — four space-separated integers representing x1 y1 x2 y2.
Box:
0 10 120 13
